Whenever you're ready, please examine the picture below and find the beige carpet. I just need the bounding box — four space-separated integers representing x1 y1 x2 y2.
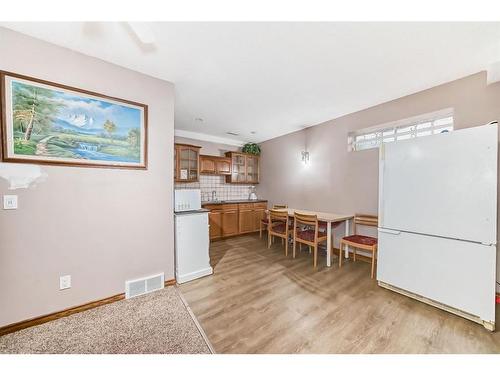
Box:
0 286 212 354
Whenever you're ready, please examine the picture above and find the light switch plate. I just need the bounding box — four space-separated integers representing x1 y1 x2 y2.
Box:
60 275 71 290
3 195 18 210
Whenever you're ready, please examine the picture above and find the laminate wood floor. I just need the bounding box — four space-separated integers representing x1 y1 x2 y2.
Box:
179 234 500 353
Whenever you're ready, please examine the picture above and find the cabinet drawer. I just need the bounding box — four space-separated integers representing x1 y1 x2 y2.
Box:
202 204 222 212
238 203 254 210
254 202 268 209
221 204 238 211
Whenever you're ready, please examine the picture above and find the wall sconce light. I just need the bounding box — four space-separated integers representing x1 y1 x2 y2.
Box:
301 151 310 164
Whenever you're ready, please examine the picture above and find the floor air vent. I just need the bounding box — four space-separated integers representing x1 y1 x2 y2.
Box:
125 273 164 299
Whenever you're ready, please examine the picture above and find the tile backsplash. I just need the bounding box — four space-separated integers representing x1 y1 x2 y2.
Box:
175 175 255 202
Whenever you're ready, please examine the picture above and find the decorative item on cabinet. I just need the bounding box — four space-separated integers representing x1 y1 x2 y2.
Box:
241 142 261 156
174 143 201 182
225 152 260 184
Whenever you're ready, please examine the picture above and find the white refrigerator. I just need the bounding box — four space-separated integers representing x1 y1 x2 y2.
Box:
377 123 498 331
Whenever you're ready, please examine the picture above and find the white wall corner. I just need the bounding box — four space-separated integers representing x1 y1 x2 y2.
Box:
486 61 500 85
174 129 245 147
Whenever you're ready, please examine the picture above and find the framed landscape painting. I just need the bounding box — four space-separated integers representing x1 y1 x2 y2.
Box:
0 71 148 169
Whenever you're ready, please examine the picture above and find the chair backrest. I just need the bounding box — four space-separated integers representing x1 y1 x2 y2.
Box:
273 204 288 209
294 212 318 227
269 209 289 222
353 214 378 234
269 209 289 234
294 212 319 242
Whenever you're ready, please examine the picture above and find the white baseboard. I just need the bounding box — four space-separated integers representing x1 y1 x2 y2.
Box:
176 267 213 284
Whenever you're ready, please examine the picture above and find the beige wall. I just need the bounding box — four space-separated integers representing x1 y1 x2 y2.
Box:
257 72 500 289
0 28 175 326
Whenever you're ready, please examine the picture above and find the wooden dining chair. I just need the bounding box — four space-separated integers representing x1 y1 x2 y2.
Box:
339 214 378 278
260 204 288 238
268 209 292 256
318 220 342 234
292 212 328 268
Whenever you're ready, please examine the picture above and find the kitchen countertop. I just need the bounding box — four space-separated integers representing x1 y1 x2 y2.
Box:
202 199 268 205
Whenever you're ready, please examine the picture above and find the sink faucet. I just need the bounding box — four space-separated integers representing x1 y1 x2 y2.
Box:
212 190 217 201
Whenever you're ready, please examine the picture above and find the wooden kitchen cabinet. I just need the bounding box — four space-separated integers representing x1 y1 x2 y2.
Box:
222 207 239 237
246 155 259 184
253 206 267 232
208 211 222 240
225 152 260 184
175 143 201 182
203 201 268 241
216 158 232 175
200 157 216 174
200 155 232 175
239 204 255 234
204 204 224 240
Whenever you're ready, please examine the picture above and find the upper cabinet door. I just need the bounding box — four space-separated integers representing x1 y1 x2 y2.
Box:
200 156 216 174
200 155 232 175
216 158 232 175
225 152 260 184
246 155 259 183
175 144 201 182
232 153 247 182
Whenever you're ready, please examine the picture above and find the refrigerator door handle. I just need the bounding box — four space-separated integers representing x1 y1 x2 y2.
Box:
378 228 401 235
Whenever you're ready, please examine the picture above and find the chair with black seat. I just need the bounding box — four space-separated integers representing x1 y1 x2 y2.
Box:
339 214 378 278
267 209 292 256
260 204 288 238
292 212 327 268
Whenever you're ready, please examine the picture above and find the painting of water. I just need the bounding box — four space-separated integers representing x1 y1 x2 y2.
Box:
1 71 147 169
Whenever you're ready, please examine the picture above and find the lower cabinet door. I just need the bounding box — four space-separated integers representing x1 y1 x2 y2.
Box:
222 211 239 237
239 209 255 233
209 212 222 240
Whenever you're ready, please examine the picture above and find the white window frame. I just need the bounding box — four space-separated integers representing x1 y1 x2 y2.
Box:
348 108 454 152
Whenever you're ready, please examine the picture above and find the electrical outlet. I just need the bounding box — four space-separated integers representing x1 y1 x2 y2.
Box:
59 275 71 290
3 195 18 210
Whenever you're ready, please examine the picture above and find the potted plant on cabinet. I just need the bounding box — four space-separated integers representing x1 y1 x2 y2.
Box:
242 142 261 156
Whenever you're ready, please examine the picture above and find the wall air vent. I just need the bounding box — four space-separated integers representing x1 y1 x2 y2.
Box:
125 273 164 299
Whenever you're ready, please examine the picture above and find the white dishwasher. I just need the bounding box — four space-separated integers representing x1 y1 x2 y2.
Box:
174 205 212 284
174 189 212 283
174 210 212 283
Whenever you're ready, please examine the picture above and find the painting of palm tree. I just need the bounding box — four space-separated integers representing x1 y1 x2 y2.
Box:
1 72 147 169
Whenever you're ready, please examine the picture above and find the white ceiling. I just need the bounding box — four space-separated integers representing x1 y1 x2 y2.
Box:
2 22 500 144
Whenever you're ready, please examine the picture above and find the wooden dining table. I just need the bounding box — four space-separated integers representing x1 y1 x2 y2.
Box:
272 208 354 267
